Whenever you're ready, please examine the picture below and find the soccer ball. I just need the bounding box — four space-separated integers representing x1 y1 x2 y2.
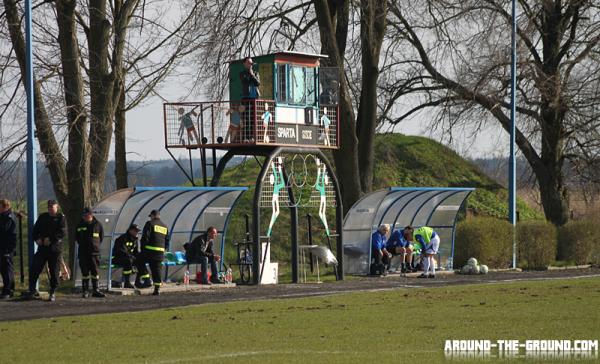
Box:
467 257 478 267
471 265 480 274
461 265 471 274
479 265 489 274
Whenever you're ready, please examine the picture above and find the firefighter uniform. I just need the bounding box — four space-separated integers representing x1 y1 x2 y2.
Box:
75 210 104 297
0 207 17 298
29 204 67 300
112 224 142 288
136 210 169 295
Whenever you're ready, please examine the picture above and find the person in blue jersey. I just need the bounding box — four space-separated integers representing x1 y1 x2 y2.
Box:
386 226 415 273
406 226 440 278
370 224 391 276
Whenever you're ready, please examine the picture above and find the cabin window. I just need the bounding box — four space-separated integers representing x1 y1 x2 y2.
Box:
290 66 306 104
306 67 316 106
277 65 288 103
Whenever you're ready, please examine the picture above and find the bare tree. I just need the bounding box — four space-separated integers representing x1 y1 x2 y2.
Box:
385 0 600 226
1 0 201 269
185 0 389 210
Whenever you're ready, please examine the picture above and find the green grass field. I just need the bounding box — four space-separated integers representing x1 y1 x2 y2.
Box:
1 277 599 363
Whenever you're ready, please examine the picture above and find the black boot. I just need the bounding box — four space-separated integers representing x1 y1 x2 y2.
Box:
123 275 135 289
82 279 90 298
153 286 160 296
134 275 142 288
49 289 56 302
91 279 106 298
140 278 152 288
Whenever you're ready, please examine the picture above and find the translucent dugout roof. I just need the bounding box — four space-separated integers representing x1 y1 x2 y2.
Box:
342 187 474 275
77 186 247 285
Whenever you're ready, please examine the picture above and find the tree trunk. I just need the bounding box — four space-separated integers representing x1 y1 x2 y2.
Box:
356 0 386 193
115 85 128 189
537 169 569 226
313 0 362 212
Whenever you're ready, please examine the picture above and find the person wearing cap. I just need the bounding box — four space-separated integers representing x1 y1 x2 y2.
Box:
112 224 143 289
0 199 17 299
75 208 105 298
136 210 169 295
27 200 67 302
239 56 260 141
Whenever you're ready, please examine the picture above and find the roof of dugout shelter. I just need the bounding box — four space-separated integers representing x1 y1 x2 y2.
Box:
342 187 475 275
77 187 247 286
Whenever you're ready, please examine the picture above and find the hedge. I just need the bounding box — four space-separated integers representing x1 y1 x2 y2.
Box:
517 220 557 269
558 220 600 265
455 217 513 269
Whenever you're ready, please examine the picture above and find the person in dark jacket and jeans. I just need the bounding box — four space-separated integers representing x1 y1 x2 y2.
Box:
190 226 222 285
0 199 17 299
76 208 105 298
27 200 67 302
239 56 260 141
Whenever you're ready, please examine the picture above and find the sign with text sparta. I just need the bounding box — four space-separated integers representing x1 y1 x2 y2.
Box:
275 124 318 145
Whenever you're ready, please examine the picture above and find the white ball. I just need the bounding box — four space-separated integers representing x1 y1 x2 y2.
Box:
467 257 478 267
471 265 480 274
461 265 471 274
479 265 489 274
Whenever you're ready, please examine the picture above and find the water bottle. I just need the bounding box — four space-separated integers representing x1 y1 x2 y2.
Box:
184 269 190 289
226 267 233 284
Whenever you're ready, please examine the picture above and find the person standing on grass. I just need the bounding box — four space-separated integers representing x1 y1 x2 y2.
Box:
27 200 67 302
406 226 440 278
0 199 17 299
371 224 391 276
75 208 105 298
136 210 169 295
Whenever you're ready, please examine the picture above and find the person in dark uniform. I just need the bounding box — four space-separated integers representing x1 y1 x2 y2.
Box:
0 199 17 299
27 200 67 302
112 224 141 289
190 226 222 285
239 56 260 141
136 210 169 295
75 208 105 298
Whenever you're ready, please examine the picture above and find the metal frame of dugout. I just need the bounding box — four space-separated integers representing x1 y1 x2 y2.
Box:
210 146 344 284
75 186 247 290
342 187 475 275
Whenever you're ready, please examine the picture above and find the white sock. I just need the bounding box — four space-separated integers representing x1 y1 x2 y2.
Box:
429 257 435 275
422 257 429 273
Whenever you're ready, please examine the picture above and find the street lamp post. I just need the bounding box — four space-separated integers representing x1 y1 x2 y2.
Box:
25 0 38 290
509 0 517 268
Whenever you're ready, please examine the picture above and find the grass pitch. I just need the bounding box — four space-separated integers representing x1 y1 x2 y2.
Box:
0 277 599 363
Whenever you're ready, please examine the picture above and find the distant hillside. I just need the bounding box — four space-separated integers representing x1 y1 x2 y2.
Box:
372 134 542 219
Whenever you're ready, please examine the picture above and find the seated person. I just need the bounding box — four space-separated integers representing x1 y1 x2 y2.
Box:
405 226 440 279
370 224 391 276
112 224 147 288
189 226 222 285
386 227 415 273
